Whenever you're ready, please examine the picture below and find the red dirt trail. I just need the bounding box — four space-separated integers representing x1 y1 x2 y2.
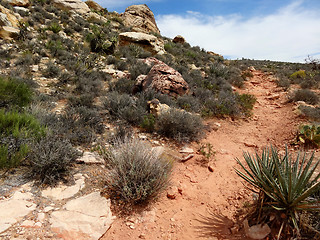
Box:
103 70 305 240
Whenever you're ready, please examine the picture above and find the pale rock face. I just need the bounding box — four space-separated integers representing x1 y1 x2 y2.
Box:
121 4 160 34
119 31 165 55
52 0 90 14
50 192 115 240
0 5 20 39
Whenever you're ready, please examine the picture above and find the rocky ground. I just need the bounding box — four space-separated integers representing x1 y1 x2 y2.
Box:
0 70 313 240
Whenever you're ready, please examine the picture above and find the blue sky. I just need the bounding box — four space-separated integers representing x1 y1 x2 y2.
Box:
93 0 320 62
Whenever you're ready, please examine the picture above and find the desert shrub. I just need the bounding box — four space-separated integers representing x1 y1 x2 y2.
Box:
237 93 256 116
0 110 46 168
176 95 201 113
114 59 127 71
67 94 94 108
129 61 152 80
43 61 60 78
140 114 156 132
156 108 203 142
27 135 80 186
292 89 319 105
109 77 135 94
46 21 62 33
290 70 307 80
15 53 33 66
104 92 146 125
235 146 320 238
299 105 320 120
0 77 33 108
103 137 172 204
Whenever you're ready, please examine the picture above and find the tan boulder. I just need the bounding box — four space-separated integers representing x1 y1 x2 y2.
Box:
121 4 160 34
135 58 189 97
119 31 165 55
5 0 30 7
0 25 19 39
147 99 170 117
85 0 104 12
52 0 90 14
172 35 185 44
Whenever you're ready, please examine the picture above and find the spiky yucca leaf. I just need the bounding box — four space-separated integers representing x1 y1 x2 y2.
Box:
235 146 320 233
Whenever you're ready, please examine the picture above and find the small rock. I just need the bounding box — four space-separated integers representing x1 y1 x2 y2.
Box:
138 134 147 140
34 222 42 227
43 206 54 213
208 164 214 172
179 147 194 154
167 186 178 200
244 142 257 148
76 151 104 165
212 122 221 131
37 212 45 222
139 234 146 239
243 219 271 240
21 220 35 227
181 154 194 162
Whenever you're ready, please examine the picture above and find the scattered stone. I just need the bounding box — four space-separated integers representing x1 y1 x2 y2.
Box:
181 154 194 162
31 65 39 72
121 4 160 34
208 164 214 172
119 32 164 55
21 220 35 227
243 219 271 240
172 35 185 44
244 142 258 148
50 192 114 240
42 174 85 200
43 206 55 213
76 152 104 165
138 134 148 140
37 213 45 222
167 186 178 199
266 93 280 100
180 147 194 154
212 122 221 131
52 0 90 14
139 234 146 239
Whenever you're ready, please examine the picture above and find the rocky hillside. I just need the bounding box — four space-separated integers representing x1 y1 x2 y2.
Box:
0 0 320 239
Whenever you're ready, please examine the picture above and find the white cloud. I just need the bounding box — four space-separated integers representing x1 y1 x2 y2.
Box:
156 1 320 62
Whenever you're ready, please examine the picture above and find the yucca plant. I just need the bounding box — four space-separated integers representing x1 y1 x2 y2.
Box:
235 146 320 237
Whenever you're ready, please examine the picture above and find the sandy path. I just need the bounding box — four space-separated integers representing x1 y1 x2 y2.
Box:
103 70 305 240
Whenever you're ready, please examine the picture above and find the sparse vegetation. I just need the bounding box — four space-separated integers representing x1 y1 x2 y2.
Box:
103 137 172 205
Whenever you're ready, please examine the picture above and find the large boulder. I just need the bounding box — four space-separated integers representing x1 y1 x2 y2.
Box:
121 4 160 34
4 0 30 7
85 0 104 12
172 35 186 44
52 0 90 14
0 5 19 39
119 31 164 55
134 58 189 97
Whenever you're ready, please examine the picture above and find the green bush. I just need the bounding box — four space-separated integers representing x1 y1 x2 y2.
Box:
47 21 62 33
297 124 320 148
28 135 80 186
140 114 156 132
0 110 45 168
237 93 256 116
0 77 33 108
156 108 203 142
235 146 320 238
103 137 172 204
